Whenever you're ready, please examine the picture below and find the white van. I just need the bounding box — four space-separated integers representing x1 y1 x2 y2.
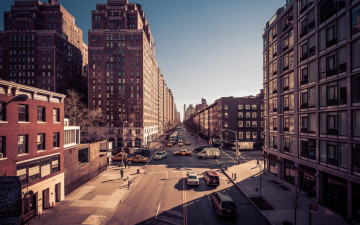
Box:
198 148 220 159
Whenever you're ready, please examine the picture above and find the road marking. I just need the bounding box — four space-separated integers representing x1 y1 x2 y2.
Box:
145 149 159 165
221 149 236 162
155 200 162 219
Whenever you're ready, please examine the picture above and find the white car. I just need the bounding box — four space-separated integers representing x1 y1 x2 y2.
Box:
186 172 199 186
154 151 167 160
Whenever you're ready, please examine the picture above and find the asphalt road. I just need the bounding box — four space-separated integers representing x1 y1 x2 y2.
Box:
105 127 268 225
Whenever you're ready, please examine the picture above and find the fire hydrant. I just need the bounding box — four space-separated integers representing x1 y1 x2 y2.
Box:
51 202 55 208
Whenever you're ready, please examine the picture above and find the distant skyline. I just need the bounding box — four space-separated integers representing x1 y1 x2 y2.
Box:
0 0 286 120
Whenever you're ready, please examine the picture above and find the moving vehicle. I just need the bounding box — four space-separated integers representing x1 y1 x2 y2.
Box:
127 155 148 163
210 192 237 217
111 152 127 161
174 150 192 156
170 131 179 143
203 170 220 186
178 139 183 146
231 142 254 150
186 172 199 186
154 151 167 160
193 145 211 153
198 148 220 159
134 149 150 156
185 141 190 145
167 142 173 147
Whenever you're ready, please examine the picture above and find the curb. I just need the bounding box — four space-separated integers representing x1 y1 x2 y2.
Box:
221 167 271 225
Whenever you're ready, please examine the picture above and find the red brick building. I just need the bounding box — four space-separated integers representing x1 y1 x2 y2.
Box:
88 0 177 148
0 79 66 221
0 0 87 96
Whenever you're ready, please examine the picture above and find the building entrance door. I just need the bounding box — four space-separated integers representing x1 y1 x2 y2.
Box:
55 183 61 202
42 188 50 210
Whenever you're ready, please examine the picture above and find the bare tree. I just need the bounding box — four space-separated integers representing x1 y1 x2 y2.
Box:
289 166 302 225
64 90 106 142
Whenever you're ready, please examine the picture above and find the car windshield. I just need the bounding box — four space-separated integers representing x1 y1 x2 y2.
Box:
209 175 219 180
222 201 236 209
188 176 197 179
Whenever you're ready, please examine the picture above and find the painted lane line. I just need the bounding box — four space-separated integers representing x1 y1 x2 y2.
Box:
155 200 162 219
221 149 236 162
207 194 213 207
145 149 159 166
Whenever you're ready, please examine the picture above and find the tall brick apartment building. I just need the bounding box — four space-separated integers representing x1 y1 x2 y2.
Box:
88 0 177 148
0 79 66 221
262 0 360 222
185 90 264 146
0 0 87 96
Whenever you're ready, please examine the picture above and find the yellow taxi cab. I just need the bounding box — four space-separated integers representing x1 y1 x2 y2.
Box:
185 141 190 145
174 149 192 156
167 142 173 147
111 152 127 161
127 155 149 163
178 142 183 146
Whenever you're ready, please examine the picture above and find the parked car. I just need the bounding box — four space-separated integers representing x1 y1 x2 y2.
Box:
185 141 190 145
193 145 211 153
178 142 184 146
174 150 192 156
134 149 150 156
186 172 199 186
198 148 220 159
210 192 237 217
111 152 127 161
167 142 173 147
154 151 167 160
127 155 148 163
203 170 220 186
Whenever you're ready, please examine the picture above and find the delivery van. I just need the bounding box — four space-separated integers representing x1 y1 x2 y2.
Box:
198 148 220 159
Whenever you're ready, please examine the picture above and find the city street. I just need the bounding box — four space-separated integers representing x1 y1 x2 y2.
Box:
104 128 268 225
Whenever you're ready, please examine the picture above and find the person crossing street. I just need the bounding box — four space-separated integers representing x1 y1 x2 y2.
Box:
120 168 124 179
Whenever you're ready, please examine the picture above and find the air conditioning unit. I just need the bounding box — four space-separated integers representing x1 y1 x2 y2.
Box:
0 153 3 158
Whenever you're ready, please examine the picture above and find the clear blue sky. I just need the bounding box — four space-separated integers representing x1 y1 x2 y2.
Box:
0 0 286 120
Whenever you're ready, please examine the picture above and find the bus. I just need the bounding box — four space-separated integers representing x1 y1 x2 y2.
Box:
170 131 179 143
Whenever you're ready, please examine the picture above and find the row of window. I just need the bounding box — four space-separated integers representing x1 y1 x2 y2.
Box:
224 111 263 119
223 120 263 128
223 131 263 140
266 136 360 175
0 103 60 123
223 104 263 110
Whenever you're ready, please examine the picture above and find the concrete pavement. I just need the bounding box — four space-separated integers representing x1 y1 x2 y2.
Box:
30 165 144 225
222 160 349 225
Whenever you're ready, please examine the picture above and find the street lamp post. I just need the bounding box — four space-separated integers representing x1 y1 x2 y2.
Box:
222 128 239 165
121 120 127 167
0 94 28 118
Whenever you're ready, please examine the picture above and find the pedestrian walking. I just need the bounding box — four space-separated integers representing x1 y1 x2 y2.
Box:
128 161 131 168
124 160 127 168
120 168 124 179
128 179 131 189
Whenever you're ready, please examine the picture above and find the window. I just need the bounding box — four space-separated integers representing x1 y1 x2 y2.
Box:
353 75 360 104
238 105 243 110
283 12 294 32
319 0 346 24
224 121 228 128
269 25 277 43
19 104 28 122
319 79 347 106
28 163 40 182
300 138 316 160
299 0 314 14
283 51 294 71
284 159 295 184
246 121 251 128
0 137 5 158
238 132 243 139
238 112 243 118
252 121 257 128
269 42 277 61
352 39 360 70
224 105 228 110
320 141 347 168
270 98 277 112
18 135 28 154
37 134 45 150
252 112 257 118
246 112 251 118
320 111 347 136
245 104 251 110
284 136 295 154
37 107 45 122
283 72 294 91
252 105 257 110
246 132 251 140
224 112 228 118
300 9 315 38
53 108 60 122
0 102 5 121
283 93 294 112
269 79 277 94
283 30 294 51
300 113 316 134
238 121 243 127
354 110 360 138
300 87 316 109
78 148 89 163
353 144 360 174
319 15 346 51
352 4 360 35
53 132 59 148
252 132 257 139
283 115 294 132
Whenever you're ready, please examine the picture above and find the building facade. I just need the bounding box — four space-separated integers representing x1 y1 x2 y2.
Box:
0 79 66 222
185 91 264 146
0 0 87 96
262 0 360 222
184 104 195 120
88 0 177 148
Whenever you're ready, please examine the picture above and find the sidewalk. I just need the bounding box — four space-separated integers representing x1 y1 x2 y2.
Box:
223 160 348 225
31 165 143 225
